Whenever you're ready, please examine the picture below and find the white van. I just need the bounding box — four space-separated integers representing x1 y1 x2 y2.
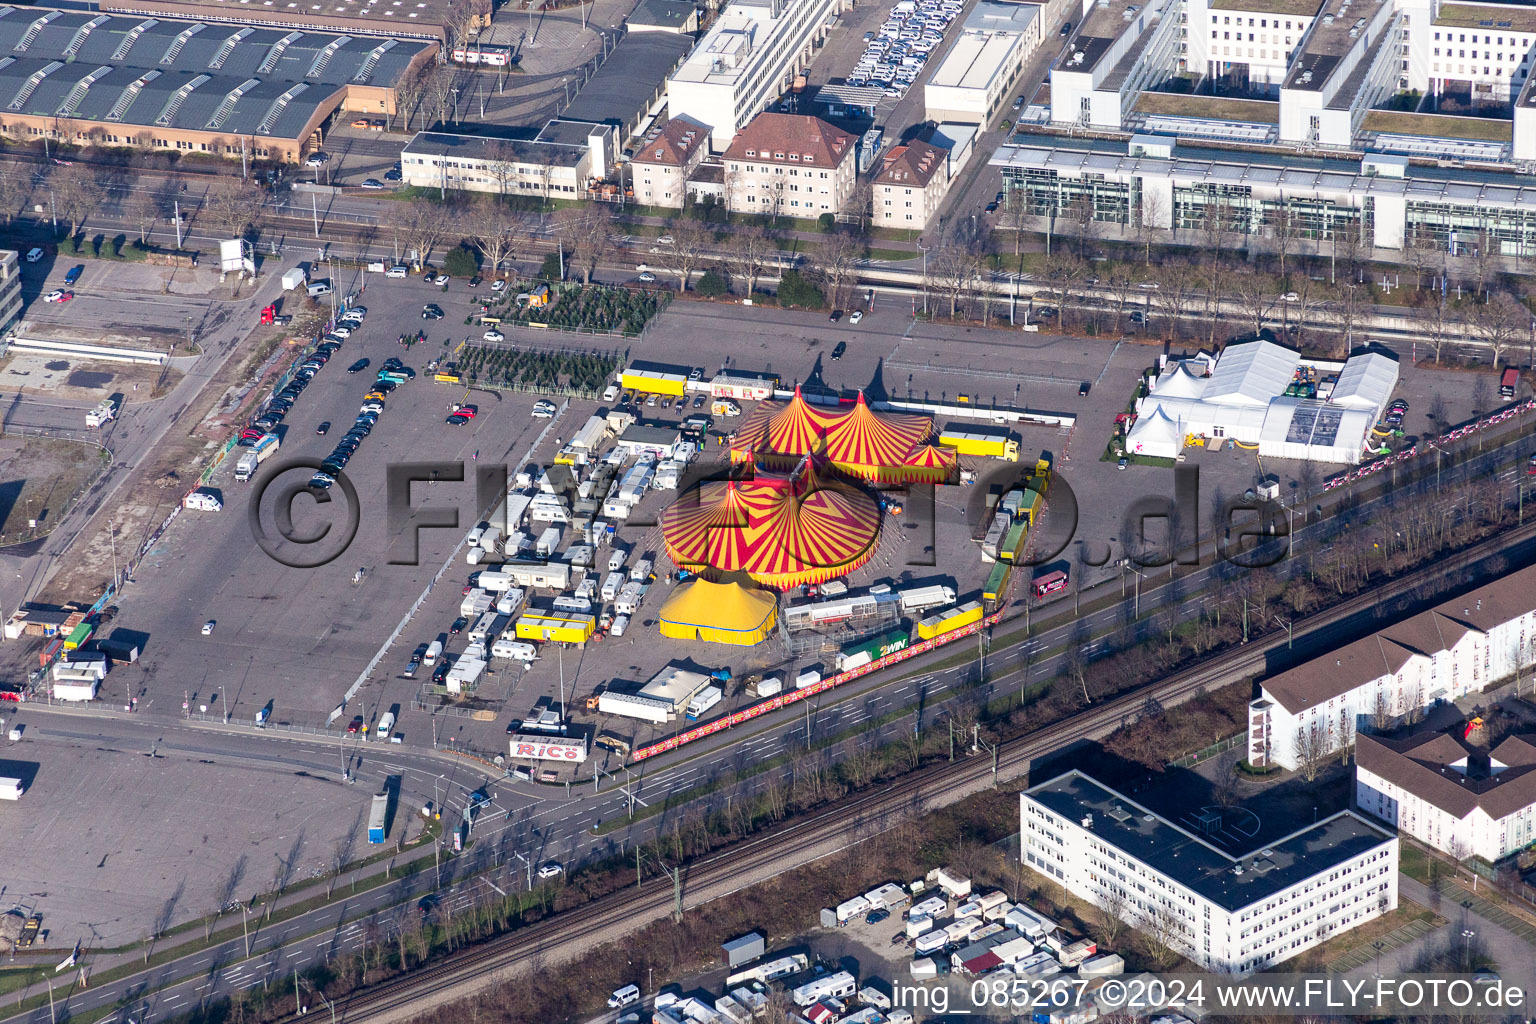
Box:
183 492 223 512
25 248 44 263
306 280 332 297
602 383 621 402
386 265 408 278
423 640 443 666
467 524 487 547
795 668 822 689
608 986 641 1009
377 711 396 736
610 614 629 637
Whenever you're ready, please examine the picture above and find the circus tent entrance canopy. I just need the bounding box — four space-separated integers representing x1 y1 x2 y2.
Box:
658 580 778 646
729 388 942 484
660 457 882 590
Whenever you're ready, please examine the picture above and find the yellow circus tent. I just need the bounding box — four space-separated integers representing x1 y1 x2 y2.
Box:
660 457 882 589
730 388 938 484
900 442 959 485
658 579 779 646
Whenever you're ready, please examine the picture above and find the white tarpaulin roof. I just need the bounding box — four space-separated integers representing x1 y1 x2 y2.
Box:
1329 352 1399 415
1258 398 1374 465
1127 405 1183 457
1151 362 1207 399
1202 340 1299 406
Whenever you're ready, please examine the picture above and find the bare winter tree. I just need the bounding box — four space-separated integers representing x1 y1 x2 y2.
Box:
1293 719 1328 782
468 196 525 279
1266 197 1299 278
482 139 522 197
1469 290 1526 368
999 187 1031 265
815 231 865 308
729 223 777 297
49 161 105 237
1041 253 1085 330
1093 885 1131 948
661 218 712 291
203 176 267 240
556 202 615 284
1232 265 1276 337
0 168 30 226
400 200 456 268
1150 261 1198 340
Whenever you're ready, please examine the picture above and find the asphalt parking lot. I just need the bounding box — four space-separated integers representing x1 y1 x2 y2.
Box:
106 268 552 731
0 724 367 945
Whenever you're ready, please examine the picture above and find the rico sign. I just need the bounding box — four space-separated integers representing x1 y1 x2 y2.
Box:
509 734 588 763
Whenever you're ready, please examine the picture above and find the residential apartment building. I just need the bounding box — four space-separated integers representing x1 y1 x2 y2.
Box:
666 0 846 151
1357 730 1536 862
0 250 20 338
1248 563 1536 772
400 122 617 198
872 123 977 228
1023 771 1399 975
722 113 857 216
630 116 711 209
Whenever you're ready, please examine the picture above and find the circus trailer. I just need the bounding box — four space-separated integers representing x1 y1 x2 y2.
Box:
711 374 777 401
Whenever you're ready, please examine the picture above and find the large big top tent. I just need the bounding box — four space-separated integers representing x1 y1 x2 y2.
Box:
660 457 882 589
730 389 940 484
659 579 779 645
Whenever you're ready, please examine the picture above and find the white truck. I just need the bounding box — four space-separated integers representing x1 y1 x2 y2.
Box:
0 777 23 800
282 267 307 290
685 685 723 721
234 434 281 481
86 399 117 428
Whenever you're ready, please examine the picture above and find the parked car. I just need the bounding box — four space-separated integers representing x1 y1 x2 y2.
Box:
316 421 331 435
484 329 505 342
831 341 847 360
828 309 843 322
537 862 564 878
360 178 386 190
43 289 72 303
348 358 370 373
638 272 656 283
422 305 444 320
201 620 217 635
849 310 864 324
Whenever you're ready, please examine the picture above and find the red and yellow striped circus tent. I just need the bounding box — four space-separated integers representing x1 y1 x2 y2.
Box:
661 457 882 589
730 388 938 484
900 442 959 485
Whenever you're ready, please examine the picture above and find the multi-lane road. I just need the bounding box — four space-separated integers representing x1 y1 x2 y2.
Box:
5 410 1532 1023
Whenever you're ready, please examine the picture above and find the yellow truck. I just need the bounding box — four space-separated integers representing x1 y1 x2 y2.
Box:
514 613 595 645
938 427 1020 461
916 601 984 640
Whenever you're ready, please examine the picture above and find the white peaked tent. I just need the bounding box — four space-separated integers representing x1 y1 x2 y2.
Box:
1126 405 1183 459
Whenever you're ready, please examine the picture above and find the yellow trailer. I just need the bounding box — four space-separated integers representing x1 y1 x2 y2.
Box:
515 613 596 644
621 359 689 397
916 601 984 640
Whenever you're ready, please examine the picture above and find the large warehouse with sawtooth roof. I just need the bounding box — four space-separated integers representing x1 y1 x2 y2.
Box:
0 4 435 161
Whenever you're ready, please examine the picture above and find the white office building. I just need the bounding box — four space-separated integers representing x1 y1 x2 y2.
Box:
1022 771 1399 974
0 250 20 338
1249 563 1536 771
925 1 1038 122
992 0 1536 259
666 0 847 152
1357 730 1536 862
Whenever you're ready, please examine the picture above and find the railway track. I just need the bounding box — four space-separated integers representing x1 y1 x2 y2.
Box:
302 516 1536 1024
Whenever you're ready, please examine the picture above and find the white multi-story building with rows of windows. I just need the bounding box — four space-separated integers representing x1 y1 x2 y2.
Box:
666 0 847 152
992 0 1536 259
1022 772 1399 974
1357 729 1536 862
1248 563 1536 772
